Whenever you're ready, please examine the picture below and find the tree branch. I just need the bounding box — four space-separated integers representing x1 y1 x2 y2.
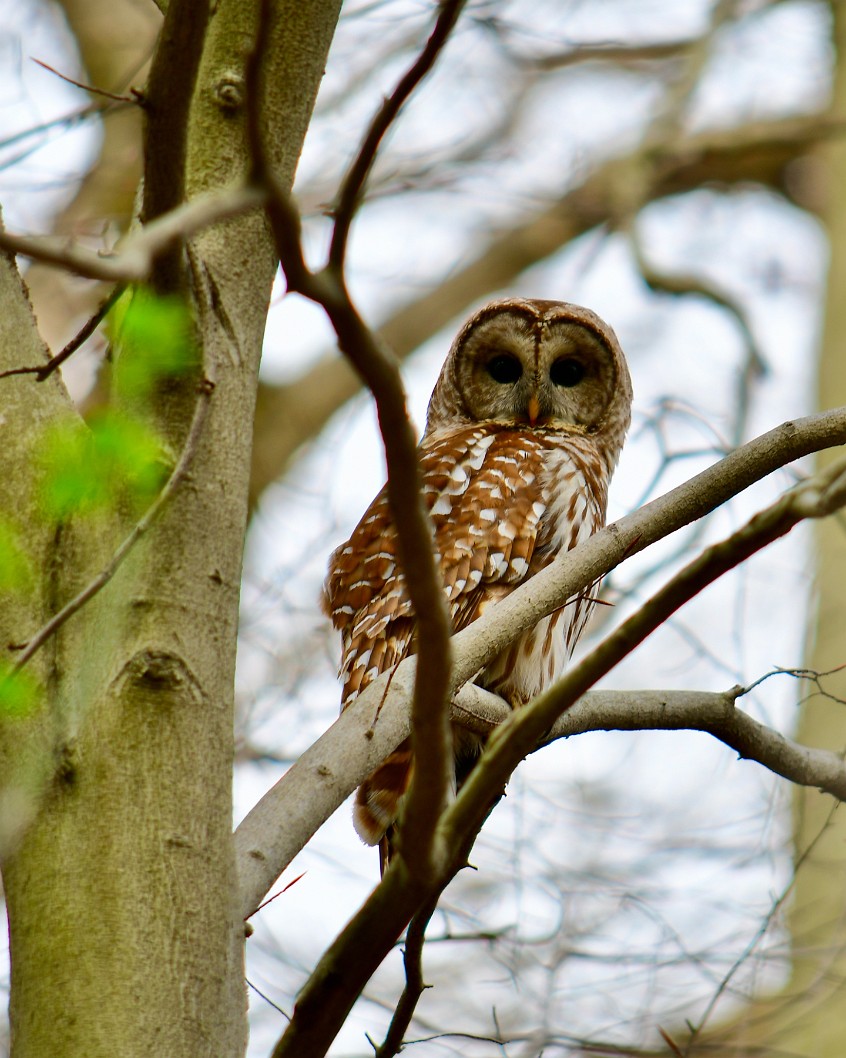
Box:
457 683 846 803
328 0 467 271
0 285 123 382
141 0 210 291
269 774 485 1058
446 412 846 691
439 451 846 864
370 895 438 1058
525 38 697 71
31 58 139 105
269 441 846 1058
270 856 426 1058
0 184 266 282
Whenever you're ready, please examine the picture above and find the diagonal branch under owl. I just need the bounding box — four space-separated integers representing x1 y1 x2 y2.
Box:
440 448 846 861
324 297 633 871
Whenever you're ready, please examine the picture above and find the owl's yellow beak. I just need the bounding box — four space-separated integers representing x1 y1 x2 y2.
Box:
527 393 540 426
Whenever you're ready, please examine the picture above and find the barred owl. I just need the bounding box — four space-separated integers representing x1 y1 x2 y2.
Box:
324 298 632 869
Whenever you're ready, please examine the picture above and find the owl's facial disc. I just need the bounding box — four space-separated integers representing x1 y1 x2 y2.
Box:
457 313 616 430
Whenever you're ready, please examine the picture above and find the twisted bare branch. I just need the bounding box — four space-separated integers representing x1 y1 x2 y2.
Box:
248 0 465 882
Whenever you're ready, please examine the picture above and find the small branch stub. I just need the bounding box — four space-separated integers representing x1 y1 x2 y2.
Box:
213 74 245 113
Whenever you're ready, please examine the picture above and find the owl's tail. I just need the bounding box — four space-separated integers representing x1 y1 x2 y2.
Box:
353 738 414 871
354 728 487 875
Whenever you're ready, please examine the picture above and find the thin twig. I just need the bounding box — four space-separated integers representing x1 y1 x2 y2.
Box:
249 872 306 918
328 0 467 271
0 285 123 382
0 104 117 175
0 103 105 153
31 58 140 105
246 978 290 1021
524 38 697 71
743 663 846 702
10 376 215 676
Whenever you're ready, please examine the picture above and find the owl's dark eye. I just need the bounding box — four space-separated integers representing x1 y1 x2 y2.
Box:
486 354 523 384
550 357 585 388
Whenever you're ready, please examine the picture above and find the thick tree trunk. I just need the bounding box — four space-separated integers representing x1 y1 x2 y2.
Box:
778 4 846 1049
0 3 342 1056
705 8 846 1055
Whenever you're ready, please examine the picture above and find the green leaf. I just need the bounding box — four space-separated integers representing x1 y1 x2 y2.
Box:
112 289 196 398
89 411 170 504
39 412 170 519
38 420 106 518
0 664 40 719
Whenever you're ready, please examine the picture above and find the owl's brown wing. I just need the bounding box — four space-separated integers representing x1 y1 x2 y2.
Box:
323 424 557 703
323 479 417 706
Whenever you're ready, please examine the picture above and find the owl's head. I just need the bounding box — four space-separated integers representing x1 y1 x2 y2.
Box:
425 298 632 465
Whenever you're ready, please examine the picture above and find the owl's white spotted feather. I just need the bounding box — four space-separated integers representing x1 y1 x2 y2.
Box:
323 298 632 865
